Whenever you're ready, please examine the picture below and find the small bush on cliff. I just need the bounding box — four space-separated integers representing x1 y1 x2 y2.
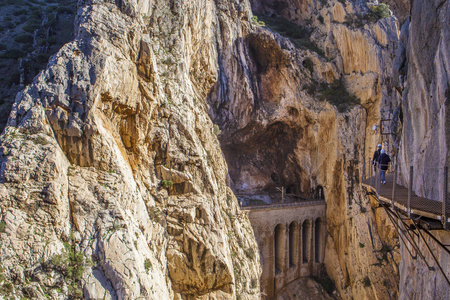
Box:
0 220 5 233
313 274 335 294
367 4 391 22
50 240 90 299
251 16 265 26
306 79 360 112
161 180 173 189
144 258 152 273
363 276 371 287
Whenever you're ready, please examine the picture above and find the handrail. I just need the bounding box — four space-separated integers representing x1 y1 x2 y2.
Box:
240 199 326 210
362 159 449 227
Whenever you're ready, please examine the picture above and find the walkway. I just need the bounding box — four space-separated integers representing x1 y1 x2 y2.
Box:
362 168 449 227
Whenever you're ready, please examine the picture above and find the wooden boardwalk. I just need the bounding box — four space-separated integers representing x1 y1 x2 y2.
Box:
362 174 449 223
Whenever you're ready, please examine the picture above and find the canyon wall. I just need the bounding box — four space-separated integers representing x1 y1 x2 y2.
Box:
2 0 448 299
393 0 450 298
208 0 401 299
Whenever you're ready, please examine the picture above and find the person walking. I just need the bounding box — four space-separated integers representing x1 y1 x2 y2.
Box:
377 149 391 184
372 144 382 168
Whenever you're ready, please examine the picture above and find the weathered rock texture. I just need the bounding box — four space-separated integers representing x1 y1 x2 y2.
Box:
3 0 447 299
393 0 450 298
0 0 261 299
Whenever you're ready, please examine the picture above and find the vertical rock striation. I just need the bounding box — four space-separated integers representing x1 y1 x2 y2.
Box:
393 0 450 298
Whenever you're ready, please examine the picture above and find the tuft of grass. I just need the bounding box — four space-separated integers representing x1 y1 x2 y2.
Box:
14 33 34 44
0 220 5 233
359 242 365 248
213 124 221 136
144 258 152 273
161 180 173 189
251 15 265 26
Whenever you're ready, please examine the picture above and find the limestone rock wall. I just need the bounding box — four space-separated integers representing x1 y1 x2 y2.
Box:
208 0 401 299
0 0 261 299
393 0 450 298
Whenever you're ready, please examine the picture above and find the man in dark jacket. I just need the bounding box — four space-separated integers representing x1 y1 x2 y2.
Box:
372 144 382 167
377 149 391 184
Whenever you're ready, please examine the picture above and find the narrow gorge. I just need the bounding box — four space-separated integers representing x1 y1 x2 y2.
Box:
0 0 448 299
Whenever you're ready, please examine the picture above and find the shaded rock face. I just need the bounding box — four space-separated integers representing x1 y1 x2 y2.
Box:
397 0 450 196
394 0 450 298
0 0 261 299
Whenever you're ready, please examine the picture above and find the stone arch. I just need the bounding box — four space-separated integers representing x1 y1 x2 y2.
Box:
302 219 311 263
274 224 285 273
315 218 324 263
288 221 299 267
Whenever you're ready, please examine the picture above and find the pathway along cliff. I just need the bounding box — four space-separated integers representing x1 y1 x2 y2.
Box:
0 0 448 299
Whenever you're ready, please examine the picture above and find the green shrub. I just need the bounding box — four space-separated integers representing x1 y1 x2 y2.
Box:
57 6 74 14
23 21 40 33
363 276 371 287
313 274 335 294
144 258 152 273
258 14 307 39
367 4 391 22
213 124 221 136
0 220 5 233
251 16 265 26
0 281 13 293
161 180 173 188
303 58 314 74
13 8 28 16
0 49 25 59
316 79 360 112
318 15 324 24
14 33 34 44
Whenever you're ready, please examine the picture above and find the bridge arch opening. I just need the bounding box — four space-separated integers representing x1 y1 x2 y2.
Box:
274 224 285 273
316 185 325 200
315 218 324 263
302 219 311 263
289 221 299 267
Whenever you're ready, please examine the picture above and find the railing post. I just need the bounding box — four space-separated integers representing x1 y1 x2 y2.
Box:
443 167 448 230
392 163 397 210
376 162 380 194
362 159 366 181
408 166 413 218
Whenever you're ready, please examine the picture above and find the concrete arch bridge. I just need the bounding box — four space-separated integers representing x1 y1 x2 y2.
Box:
241 200 326 298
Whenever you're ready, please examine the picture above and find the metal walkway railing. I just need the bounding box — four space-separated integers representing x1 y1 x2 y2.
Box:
362 159 449 229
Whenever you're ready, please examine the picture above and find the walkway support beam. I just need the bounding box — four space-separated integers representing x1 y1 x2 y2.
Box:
408 166 413 218
443 167 448 230
392 164 397 210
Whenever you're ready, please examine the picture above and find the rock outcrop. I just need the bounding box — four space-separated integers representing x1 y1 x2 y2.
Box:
0 0 261 298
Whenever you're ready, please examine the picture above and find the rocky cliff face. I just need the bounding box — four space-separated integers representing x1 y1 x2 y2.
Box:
1 0 446 299
393 0 450 298
0 0 261 299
